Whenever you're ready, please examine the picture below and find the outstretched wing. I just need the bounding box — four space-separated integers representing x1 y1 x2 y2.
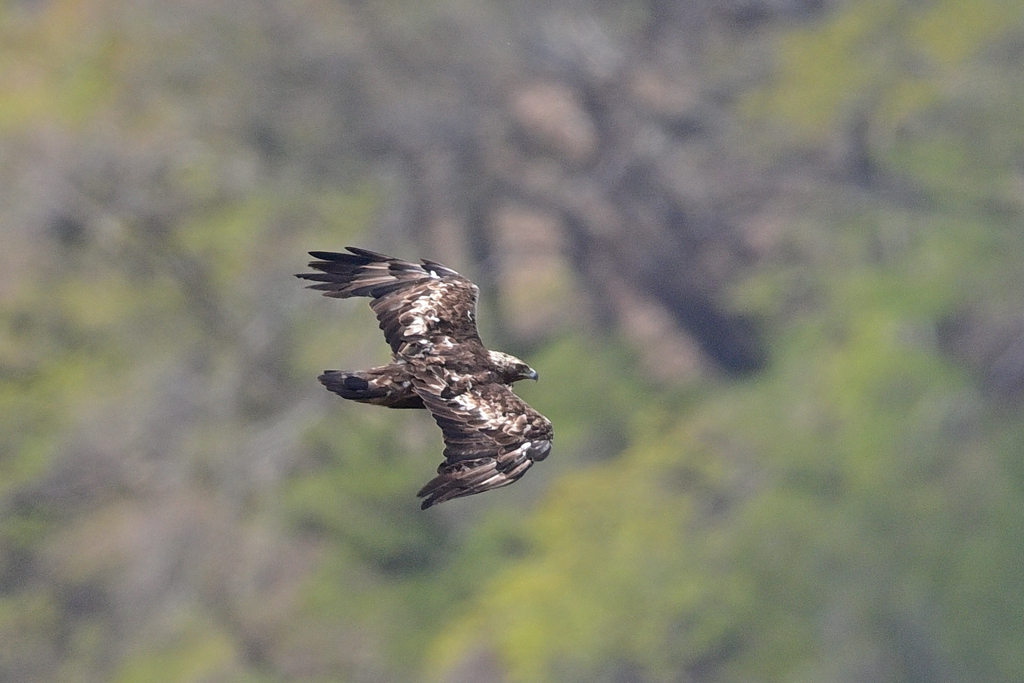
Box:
413 376 553 509
296 247 482 356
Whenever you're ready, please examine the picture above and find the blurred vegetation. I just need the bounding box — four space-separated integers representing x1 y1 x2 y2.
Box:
3 0 1024 682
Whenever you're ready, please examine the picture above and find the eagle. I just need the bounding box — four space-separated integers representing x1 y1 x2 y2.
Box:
297 247 553 509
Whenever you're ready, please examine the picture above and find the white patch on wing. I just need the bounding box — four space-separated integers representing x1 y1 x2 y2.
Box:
452 390 505 423
403 284 448 337
404 316 430 336
451 392 479 412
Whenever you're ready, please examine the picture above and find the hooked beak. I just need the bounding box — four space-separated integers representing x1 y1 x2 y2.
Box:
525 368 539 381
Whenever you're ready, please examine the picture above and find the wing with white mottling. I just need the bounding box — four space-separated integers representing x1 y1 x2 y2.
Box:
412 377 554 509
296 247 482 356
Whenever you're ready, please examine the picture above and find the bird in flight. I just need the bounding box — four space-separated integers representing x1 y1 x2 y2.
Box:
297 247 553 509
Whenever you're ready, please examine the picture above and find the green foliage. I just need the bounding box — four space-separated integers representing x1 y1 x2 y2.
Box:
520 334 663 457
285 413 441 564
0 1 117 128
743 0 1022 145
111 623 241 683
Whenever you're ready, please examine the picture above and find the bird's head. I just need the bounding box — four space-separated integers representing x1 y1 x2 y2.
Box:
488 350 539 384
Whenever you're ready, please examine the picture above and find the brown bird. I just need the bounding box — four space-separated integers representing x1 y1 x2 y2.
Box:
297 247 553 509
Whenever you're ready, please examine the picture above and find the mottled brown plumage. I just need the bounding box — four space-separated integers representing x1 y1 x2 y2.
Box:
297 247 553 508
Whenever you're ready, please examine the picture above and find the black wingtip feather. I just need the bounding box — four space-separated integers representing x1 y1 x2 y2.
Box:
295 272 336 282
306 248 389 267
308 250 344 260
343 246 390 260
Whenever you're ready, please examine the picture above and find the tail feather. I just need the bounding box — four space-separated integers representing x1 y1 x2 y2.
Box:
318 367 424 409
319 371 386 400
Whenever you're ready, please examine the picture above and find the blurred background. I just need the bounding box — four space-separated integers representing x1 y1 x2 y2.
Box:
3 0 1024 681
